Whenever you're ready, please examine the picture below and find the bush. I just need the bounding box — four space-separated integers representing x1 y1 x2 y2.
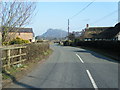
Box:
25 43 50 61
74 39 80 44
63 40 73 46
9 37 29 45
2 42 9 45
37 40 44 43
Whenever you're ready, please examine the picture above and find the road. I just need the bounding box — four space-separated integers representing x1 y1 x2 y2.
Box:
5 44 118 89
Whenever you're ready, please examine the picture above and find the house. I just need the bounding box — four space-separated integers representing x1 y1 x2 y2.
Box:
1 27 35 42
95 23 120 41
72 31 82 38
80 23 120 41
81 24 112 41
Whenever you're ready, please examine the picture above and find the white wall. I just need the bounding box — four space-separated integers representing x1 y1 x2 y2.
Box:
118 32 120 41
32 37 35 42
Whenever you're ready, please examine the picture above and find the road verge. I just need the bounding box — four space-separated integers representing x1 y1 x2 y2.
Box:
2 43 53 88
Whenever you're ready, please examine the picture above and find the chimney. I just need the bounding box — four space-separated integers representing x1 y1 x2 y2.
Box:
86 24 89 28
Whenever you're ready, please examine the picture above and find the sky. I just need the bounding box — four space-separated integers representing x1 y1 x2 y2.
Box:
28 2 118 36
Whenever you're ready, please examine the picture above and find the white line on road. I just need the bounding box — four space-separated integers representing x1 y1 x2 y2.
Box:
76 54 84 63
86 70 98 90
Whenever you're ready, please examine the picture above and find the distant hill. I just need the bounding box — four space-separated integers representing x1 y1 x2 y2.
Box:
37 28 67 40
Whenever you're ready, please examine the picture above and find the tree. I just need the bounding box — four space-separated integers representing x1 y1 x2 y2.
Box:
68 33 75 41
0 1 36 44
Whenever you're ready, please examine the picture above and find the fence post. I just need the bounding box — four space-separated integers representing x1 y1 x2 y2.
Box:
7 49 10 68
19 48 22 61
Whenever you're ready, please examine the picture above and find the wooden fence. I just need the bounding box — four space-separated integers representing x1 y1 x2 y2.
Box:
1 46 26 68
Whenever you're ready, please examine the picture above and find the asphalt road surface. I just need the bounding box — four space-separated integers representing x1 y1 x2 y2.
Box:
5 44 118 89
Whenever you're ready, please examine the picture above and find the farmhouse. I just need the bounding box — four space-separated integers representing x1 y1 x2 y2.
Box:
1 27 35 42
95 23 120 41
81 23 120 41
81 24 112 41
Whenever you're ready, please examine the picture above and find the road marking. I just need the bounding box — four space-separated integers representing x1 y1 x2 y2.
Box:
86 70 98 90
76 54 84 63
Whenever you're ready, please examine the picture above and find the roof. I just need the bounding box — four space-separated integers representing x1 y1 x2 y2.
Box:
10 28 33 33
85 27 111 31
82 27 112 39
1 27 33 33
95 23 120 39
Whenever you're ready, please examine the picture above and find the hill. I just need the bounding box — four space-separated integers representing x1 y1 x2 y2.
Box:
37 28 67 40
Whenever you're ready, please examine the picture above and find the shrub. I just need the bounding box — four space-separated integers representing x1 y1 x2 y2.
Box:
25 43 50 61
63 40 73 46
2 42 9 45
37 40 44 43
9 37 29 45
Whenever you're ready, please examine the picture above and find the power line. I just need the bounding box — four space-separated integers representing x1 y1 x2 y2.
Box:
90 10 117 25
69 10 117 33
67 1 95 36
67 1 117 34
69 0 95 19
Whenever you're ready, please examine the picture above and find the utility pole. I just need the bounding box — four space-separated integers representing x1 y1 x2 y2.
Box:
68 19 69 40
118 1 120 23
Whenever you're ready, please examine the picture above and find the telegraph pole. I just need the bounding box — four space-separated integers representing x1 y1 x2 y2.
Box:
68 19 69 40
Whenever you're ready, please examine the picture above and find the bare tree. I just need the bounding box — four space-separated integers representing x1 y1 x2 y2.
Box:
0 1 36 44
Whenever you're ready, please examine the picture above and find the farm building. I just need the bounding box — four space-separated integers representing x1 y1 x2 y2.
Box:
81 24 112 41
1 27 35 42
81 23 120 41
95 23 120 41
